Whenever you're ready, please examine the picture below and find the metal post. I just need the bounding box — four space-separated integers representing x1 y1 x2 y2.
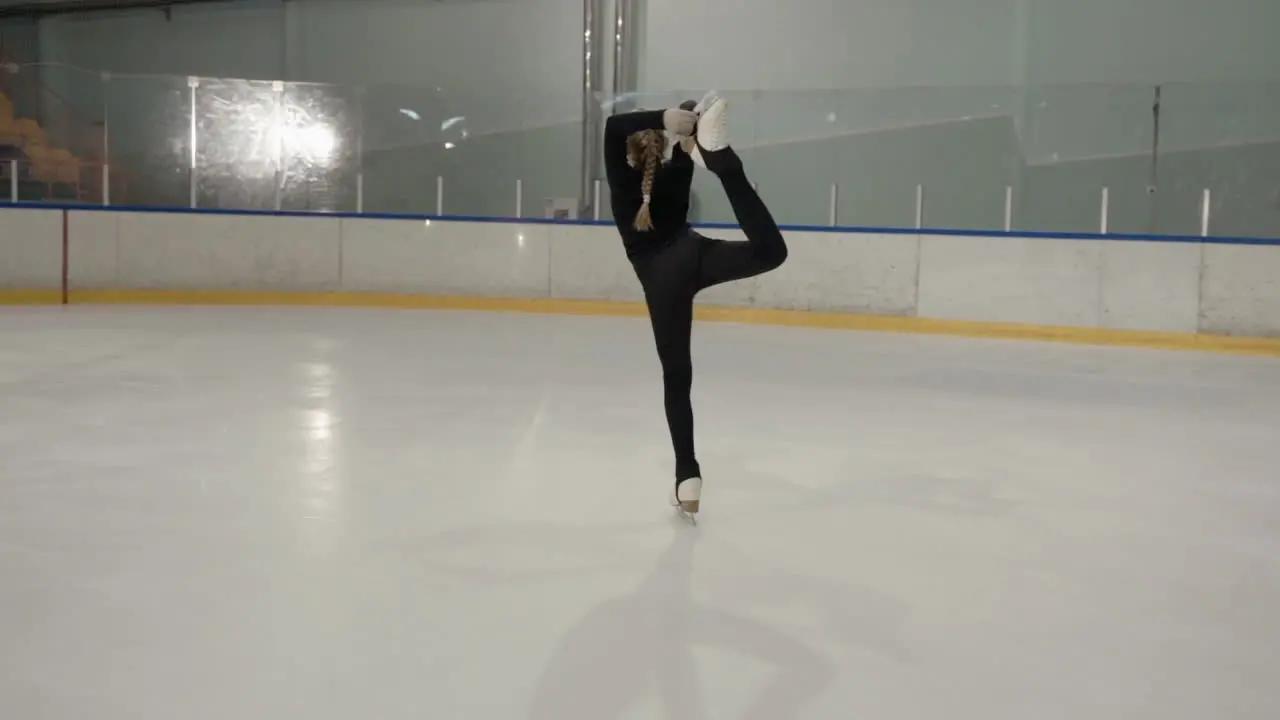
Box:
9 159 17 202
1004 185 1013 231
188 76 199 208
1147 85 1162 233
436 176 444 215
1100 186 1109 234
356 173 364 214
579 0 603 219
592 179 601 220
828 184 838 226
515 178 523 218
1200 189 1211 237
102 71 111 206
613 0 631 97
915 184 924 229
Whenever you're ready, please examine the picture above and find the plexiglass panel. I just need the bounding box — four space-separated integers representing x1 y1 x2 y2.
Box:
1158 81 1280 238
281 82 360 213
193 77 280 211
4 61 1271 238
359 82 457 215
104 73 192 208
1019 84 1155 235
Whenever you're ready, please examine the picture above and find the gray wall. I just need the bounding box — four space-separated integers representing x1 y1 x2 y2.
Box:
17 0 1280 236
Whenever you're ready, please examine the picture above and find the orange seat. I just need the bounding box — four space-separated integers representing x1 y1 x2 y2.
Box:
0 97 90 187
49 148 81 184
12 117 46 146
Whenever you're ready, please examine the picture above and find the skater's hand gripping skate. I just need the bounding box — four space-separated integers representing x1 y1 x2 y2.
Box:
662 107 697 137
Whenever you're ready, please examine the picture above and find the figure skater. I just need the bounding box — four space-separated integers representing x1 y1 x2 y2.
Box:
604 93 788 517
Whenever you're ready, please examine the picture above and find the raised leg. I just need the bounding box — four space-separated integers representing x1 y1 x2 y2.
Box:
696 161 788 290
690 97 787 290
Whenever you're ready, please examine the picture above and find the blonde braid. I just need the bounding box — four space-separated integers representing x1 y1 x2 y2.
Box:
627 130 666 231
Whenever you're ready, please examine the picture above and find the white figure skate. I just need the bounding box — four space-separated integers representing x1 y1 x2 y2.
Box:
670 476 702 523
688 93 729 169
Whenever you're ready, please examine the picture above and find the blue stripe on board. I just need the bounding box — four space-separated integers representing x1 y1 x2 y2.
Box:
3 200 1278 246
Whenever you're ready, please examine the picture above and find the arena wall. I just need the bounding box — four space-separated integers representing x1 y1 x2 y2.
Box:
2 205 1279 354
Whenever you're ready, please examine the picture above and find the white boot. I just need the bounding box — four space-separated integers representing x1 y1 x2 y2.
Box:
669 477 702 515
689 95 730 169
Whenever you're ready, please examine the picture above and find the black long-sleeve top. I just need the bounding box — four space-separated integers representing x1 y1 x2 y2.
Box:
603 110 694 260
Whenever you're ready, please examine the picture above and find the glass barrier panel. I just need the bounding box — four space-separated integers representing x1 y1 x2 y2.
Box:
0 63 105 206
5 65 1274 239
281 81 360 213
1018 83 1156 234
512 88 582 221
831 86 1006 230
1 158 77 203
437 89 536 219
105 73 193 208
1159 81 1280 238
360 81 461 216
192 76 281 211
905 85 1020 232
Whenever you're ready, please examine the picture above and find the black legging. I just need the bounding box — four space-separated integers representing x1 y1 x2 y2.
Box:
632 166 788 482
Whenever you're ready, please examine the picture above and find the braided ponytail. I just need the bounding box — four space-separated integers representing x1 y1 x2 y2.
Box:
627 130 666 231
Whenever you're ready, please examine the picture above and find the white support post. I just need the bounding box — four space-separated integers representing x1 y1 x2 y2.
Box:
188 76 199 209
828 183 838 226
1200 188 1211 237
1100 186 1110 234
515 178 523 219
1004 185 1013 232
915 184 924 230
272 80 284 212
356 173 364 214
436 176 444 215
592 179 601 221
9 159 17 202
102 71 111 206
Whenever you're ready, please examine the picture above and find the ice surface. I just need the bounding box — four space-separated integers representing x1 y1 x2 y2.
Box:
2 306 1279 719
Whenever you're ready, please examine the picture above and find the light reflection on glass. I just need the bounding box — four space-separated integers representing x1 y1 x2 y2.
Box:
192 78 358 212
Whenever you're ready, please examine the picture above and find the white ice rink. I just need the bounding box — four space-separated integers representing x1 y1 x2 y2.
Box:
2 305 1280 719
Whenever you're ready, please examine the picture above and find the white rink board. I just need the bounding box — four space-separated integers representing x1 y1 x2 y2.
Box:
917 234 1102 327
342 218 551 298
0 208 61 288
1099 240 1201 334
102 212 342 291
67 210 121 289
1200 244 1280 337
1 206 1278 338
546 224 644 303
753 231 919 315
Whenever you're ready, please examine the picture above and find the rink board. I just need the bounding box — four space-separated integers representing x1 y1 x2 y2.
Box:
2 205 1279 353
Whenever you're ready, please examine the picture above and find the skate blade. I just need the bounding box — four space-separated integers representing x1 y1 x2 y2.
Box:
675 500 699 525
